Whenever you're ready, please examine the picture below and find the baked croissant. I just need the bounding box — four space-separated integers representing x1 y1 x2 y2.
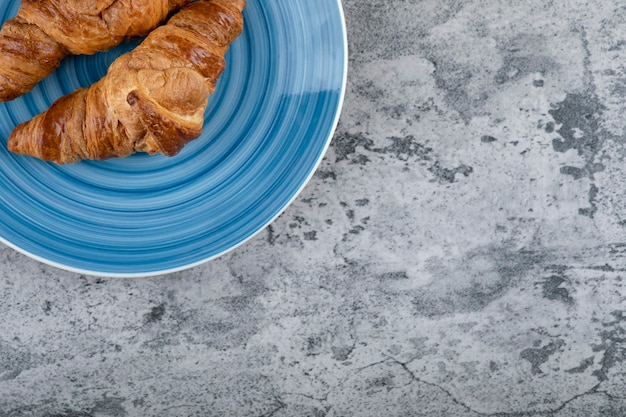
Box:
0 0 194 102
8 0 246 164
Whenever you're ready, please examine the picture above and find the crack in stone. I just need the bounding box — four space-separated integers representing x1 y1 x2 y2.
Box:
484 384 604 417
382 354 482 415
257 395 287 417
256 325 623 417
381 353 608 417
280 391 333 417
279 358 391 409
281 392 328 403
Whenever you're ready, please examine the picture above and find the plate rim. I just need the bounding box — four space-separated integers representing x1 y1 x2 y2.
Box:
0 0 349 278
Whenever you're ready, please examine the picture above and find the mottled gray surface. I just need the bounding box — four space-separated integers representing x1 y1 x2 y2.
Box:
2 0 626 416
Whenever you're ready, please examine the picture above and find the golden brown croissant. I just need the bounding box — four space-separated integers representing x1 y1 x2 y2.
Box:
0 0 194 102
8 0 246 164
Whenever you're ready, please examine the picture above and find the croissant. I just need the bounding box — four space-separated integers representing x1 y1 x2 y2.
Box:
0 0 194 102
8 0 246 164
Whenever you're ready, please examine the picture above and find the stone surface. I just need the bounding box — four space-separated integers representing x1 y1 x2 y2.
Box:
2 0 626 416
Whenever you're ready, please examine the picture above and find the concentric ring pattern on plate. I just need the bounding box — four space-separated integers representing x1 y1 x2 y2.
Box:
0 0 347 276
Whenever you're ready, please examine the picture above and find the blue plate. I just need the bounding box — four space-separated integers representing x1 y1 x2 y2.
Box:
0 0 347 277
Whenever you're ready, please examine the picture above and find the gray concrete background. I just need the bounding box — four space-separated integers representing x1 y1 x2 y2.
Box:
2 0 626 415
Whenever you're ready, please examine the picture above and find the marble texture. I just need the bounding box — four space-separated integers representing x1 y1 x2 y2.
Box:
2 0 626 415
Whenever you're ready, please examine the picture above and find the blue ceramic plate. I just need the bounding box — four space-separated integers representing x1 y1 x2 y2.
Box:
0 0 347 277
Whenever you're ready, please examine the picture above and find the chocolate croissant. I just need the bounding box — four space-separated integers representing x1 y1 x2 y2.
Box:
8 0 246 164
0 0 194 102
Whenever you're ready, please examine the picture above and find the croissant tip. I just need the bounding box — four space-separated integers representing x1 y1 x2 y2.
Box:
7 125 23 154
7 136 17 153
